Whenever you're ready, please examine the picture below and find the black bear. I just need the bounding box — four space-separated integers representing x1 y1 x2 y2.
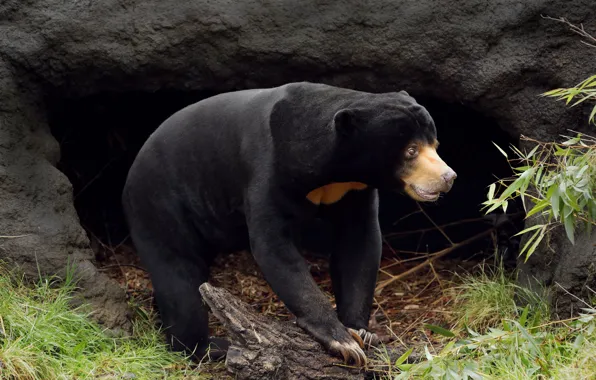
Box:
122 82 456 365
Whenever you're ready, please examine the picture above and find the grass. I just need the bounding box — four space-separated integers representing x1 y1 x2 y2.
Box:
3 257 596 380
373 261 596 379
0 263 205 380
450 262 548 333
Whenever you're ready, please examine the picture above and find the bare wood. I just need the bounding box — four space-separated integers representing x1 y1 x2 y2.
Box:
199 283 366 380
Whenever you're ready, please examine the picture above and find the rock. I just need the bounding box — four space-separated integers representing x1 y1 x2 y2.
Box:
517 211 596 319
0 0 595 330
0 59 131 332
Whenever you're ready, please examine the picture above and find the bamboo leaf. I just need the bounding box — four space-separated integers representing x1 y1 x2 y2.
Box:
526 200 550 218
487 183 496 201
500 178 524 201
424 323 455 337
551 188 561 219
519 226 542 258
524 225 546 261
562 136 581 146
590 105 596 125
564 214 576 245
395 347 413 366
493 142 508 158
514 224 544 237
526 145 539 159
519 304 530 326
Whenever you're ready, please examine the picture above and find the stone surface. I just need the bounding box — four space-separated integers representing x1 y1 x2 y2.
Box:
0 0 595 327
0 59 131 331
517 207 596 318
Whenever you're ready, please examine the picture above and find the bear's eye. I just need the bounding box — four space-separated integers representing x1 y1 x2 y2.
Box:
406 146 418 159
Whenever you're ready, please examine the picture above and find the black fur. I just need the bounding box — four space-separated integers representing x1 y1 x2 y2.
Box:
122 82 437 360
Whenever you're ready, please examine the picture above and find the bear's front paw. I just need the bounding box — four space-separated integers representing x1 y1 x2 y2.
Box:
355 328 381 348
328 328 367 366
296 317 367 366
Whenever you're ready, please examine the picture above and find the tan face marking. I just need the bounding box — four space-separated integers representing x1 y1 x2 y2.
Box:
402 141 455 202
306 182 368 205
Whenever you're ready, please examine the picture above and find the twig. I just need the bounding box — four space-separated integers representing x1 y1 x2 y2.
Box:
0 234 31 239
375 227 498 292
98 264 147 272
384 212 524 239
384 217 488 238
392 210 422 226
542 15 596 48
74 156 119 199
417 203 453 245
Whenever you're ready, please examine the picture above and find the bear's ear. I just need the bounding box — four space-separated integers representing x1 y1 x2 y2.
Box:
333 108 365 136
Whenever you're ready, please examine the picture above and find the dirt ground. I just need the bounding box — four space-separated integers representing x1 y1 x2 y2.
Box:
95 239 486 378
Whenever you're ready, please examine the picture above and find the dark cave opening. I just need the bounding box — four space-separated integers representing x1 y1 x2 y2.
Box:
47 90 523 266
377 98 524 264
47 90 218 250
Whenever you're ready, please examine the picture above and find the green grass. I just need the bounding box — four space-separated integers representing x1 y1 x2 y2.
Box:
373 262 596 379
4 258 596 380
0 263 206 380
450 262 548 333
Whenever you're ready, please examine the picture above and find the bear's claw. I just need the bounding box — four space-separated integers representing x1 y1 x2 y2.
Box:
356 328 380 348
328 328 367 367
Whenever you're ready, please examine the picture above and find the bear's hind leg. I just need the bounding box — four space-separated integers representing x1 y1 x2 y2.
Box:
125 204 228 361
143 246 228 361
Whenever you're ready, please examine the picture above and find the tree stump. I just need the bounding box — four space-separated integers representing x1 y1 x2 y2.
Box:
199 283 366 380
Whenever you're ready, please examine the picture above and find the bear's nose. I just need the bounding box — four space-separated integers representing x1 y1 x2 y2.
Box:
442 169 457 185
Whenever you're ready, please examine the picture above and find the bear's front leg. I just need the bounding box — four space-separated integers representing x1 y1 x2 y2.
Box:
327 189 382 348
245 189 367 366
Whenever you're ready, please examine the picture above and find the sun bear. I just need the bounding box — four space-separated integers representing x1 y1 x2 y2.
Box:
122 82 456 366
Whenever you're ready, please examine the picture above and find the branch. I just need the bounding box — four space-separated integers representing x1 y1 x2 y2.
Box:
542 15 596 48
375 226 499 292
199 283 366 380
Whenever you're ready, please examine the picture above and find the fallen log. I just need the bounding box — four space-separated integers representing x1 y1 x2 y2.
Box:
198 283 366 380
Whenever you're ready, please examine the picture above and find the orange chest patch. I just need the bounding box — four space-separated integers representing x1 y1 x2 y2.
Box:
306 182 368 205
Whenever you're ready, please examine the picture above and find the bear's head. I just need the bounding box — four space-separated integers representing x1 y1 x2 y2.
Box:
332 91 456 202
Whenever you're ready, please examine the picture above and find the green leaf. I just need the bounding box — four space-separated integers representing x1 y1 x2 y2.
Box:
526 200 550 218
526 145 539 159
487 183 496 201
519 304 530 326
500 177 524 201
424 323 455 337
510 320 542 358
439 340 455 356
555 146 570 156
590 105 596 124
493 142 508 158
564 214 575 245
573 333 585 350
484 201 504 215
397 363 413 371
514 224 544 237
424 345 433 361
395 347 413 366
551 188 561 220
562 136 581 146
525 227 546 261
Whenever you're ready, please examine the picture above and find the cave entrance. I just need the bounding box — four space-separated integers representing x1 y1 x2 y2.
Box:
47 90 217 261
47 90 522 268
377 98 523 265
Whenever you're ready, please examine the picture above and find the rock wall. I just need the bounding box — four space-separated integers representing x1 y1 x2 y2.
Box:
1 0 595 326
0 59 130 330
